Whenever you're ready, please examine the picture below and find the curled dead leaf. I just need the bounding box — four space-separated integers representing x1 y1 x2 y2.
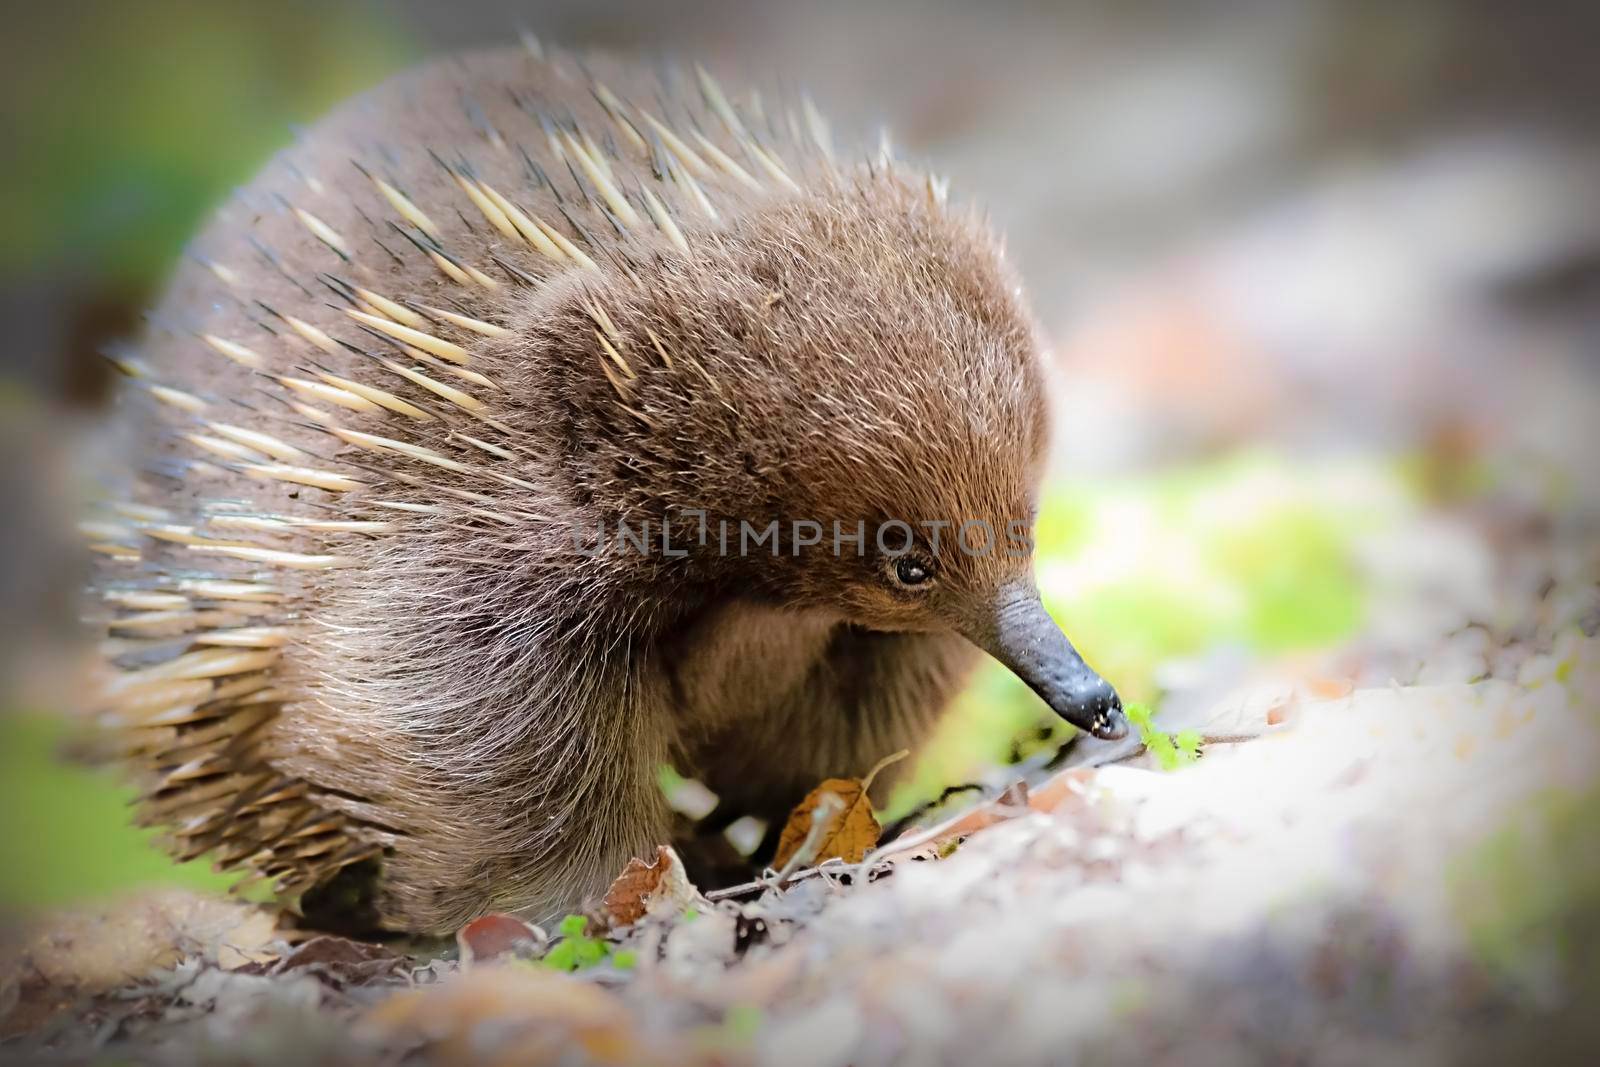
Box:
601 844 700 928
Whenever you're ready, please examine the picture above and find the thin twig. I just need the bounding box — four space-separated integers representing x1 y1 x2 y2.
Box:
704 859 893 903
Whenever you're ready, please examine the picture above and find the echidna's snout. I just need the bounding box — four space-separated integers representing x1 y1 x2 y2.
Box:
962 585 1127 740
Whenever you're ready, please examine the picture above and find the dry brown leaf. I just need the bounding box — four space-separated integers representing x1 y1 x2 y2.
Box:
772 751 907 869
773 778 879 869
601 844 699 928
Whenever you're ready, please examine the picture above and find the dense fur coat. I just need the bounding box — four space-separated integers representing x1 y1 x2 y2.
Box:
88 45 1070 932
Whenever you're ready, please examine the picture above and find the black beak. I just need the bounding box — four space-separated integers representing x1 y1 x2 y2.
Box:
963 587 1127 740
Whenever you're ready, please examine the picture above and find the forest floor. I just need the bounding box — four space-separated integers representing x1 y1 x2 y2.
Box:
3 460 1597 1064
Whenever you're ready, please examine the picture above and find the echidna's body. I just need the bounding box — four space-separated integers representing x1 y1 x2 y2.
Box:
88 44 1124 933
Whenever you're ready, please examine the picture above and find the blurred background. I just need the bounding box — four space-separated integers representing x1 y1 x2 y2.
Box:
2 0 1597 918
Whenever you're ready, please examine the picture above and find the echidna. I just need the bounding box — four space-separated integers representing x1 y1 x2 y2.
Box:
85 43 1125 934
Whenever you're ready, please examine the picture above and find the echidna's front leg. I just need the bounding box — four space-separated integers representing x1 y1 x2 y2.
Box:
276 550 682 932
683 623 982 830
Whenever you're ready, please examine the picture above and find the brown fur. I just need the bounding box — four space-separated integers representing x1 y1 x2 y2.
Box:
88 45 1056 933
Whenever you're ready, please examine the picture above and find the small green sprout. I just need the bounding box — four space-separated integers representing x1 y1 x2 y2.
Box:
1124 704 1203 771
541 938 583 971
543 913 634 972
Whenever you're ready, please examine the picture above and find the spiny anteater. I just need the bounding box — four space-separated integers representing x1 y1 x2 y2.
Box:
84 42 1125 934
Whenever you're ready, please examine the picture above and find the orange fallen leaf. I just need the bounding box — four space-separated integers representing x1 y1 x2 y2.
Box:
772 750 906 869
864 779 1050 867
1027 767 1094 814
928 780 1031 844
601 845 699 927
773 778 873 869
1304 676 1355 700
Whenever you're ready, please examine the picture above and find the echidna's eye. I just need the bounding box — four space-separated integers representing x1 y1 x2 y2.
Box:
892 556 936 589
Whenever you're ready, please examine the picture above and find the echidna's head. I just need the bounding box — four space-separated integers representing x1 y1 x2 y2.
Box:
518 170 1124 739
